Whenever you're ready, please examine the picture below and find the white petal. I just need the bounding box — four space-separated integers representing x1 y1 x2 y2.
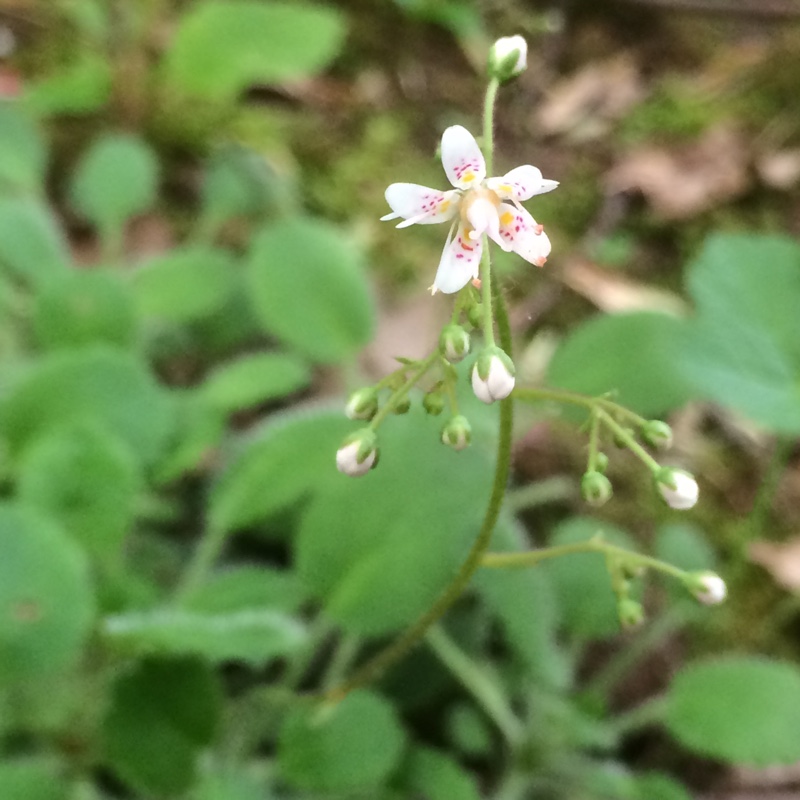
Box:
487 165 559 202
336 442 375 477
486 357 516 400
383 183 460 227
441 126 486 189
465 197 510 251
498 203 551 266
433 224 483 294
471 365 494 403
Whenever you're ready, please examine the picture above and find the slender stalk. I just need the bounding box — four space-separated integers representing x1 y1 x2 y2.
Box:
480 240 496 347
513 386 647 426
426 625 523 746
596 408 661 473
587 410 601 472
483 78 500 176
369 351 439 430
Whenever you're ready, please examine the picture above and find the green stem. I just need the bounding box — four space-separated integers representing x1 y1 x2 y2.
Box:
483 78 500 176
513 386 647 426
426 625 523 746
322 633 362 693
481 538 687 582
596 408 661 473
609 695 669 737
369 351 439 430
173 523 227 604
480 237 496 347
587 410 601 472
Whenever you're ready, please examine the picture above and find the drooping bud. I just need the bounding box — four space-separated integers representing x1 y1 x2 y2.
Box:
618 599 645 629
581 471 613 507
685 571 727 605
471 347 515 404
441 415 472 451
440 324 471 363
488 35 527 83
594 452 609 474
641 420 673 450
423 390 445 416
655 467 699 510
336 429 378 477
345 387 378 421
391 396 411 415
467 303 482 329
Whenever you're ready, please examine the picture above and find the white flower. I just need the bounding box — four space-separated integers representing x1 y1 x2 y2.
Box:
689 571 727 605
471 351 516 404
656 468 699 510
336 431 378 477
382 125 558 294
490 35 527 78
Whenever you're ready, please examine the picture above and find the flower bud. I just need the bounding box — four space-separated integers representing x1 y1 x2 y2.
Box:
336 429 378 477
440 324 471 363
441 414 472 451
594 452 609 474
391 396 411 414
488 35 527 82
423 390 445 416
467 303 482 329
613 426 635 449
685 571 727 605
618 599 645 629
581 470 613 507
641 420 673 450
345 387 378 421
471 348 515 404
655 467 699 510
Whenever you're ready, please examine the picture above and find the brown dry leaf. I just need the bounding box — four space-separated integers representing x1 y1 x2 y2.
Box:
560 256 688 315
536 55 645 140
748 538 800 592
607 125 750 219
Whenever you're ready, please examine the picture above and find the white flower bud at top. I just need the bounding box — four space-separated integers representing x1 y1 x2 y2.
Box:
471 348 515 404
488 35 527 82
441 415 472 451
345 388 378 421
656 467 699 510
686 571 727 605
440 324 471 363
336 429 378 478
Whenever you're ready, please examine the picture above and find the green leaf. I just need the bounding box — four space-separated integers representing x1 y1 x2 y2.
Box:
102 658 222 796
544 517 634 639
202 351 311 412
24 53 112 116
163 0 345 101
70 133 159 234
0 347 172 466
33 269 138 350
133 246 237 323
0 197 69 287
278 689 405 792
247 217 375 363
634 773 692 800
103 608 306 665
184 565 306 614
297 408 492 635
446 704 493 757
666 657 800 765
17 423 141 561
0 504 94 682
404 747 480 800
548 312 691 417
0 758 68 800
0 104 47 192
209 407 354 534
678 233 800 432
193 767 264 800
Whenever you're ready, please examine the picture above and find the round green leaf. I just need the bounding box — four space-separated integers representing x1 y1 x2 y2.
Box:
548 312 692 417
0 104 47 191
0 504 94 682
70 133 158 233
33 269 138 350
202 351 311 412
404 747 480 800
278 689 405 792
133 246 237 323
163 0 345 100
666 657 800 765
247 217 375 363
0 758 68 800
0 347 172 466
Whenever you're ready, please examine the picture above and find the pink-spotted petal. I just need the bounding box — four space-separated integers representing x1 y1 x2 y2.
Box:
432 224 483 294
382 183 460 226
441 126 487 190
487 165 559 202
498 203 552 266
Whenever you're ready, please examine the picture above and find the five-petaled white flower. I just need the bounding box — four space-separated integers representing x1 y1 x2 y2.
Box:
381 125 558 294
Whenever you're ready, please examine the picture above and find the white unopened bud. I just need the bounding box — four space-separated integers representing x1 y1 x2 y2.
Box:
441 415 472 451
471 348 515 404
345 388 378 421
336 429 378 478
440 324 470 363
488 35 527 82
686 571 727 605
656 467 699 510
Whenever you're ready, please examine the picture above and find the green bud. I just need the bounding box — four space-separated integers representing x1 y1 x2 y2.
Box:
613 426 635 449
487 35 527 83
439 324 471 363
441 415 472 451
423 391 445 416
345 387 378 421
594 452 609 474
641 420 673 450
581 471 612 507
618 599 644 629
391 396 411 415
467 303 482 329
